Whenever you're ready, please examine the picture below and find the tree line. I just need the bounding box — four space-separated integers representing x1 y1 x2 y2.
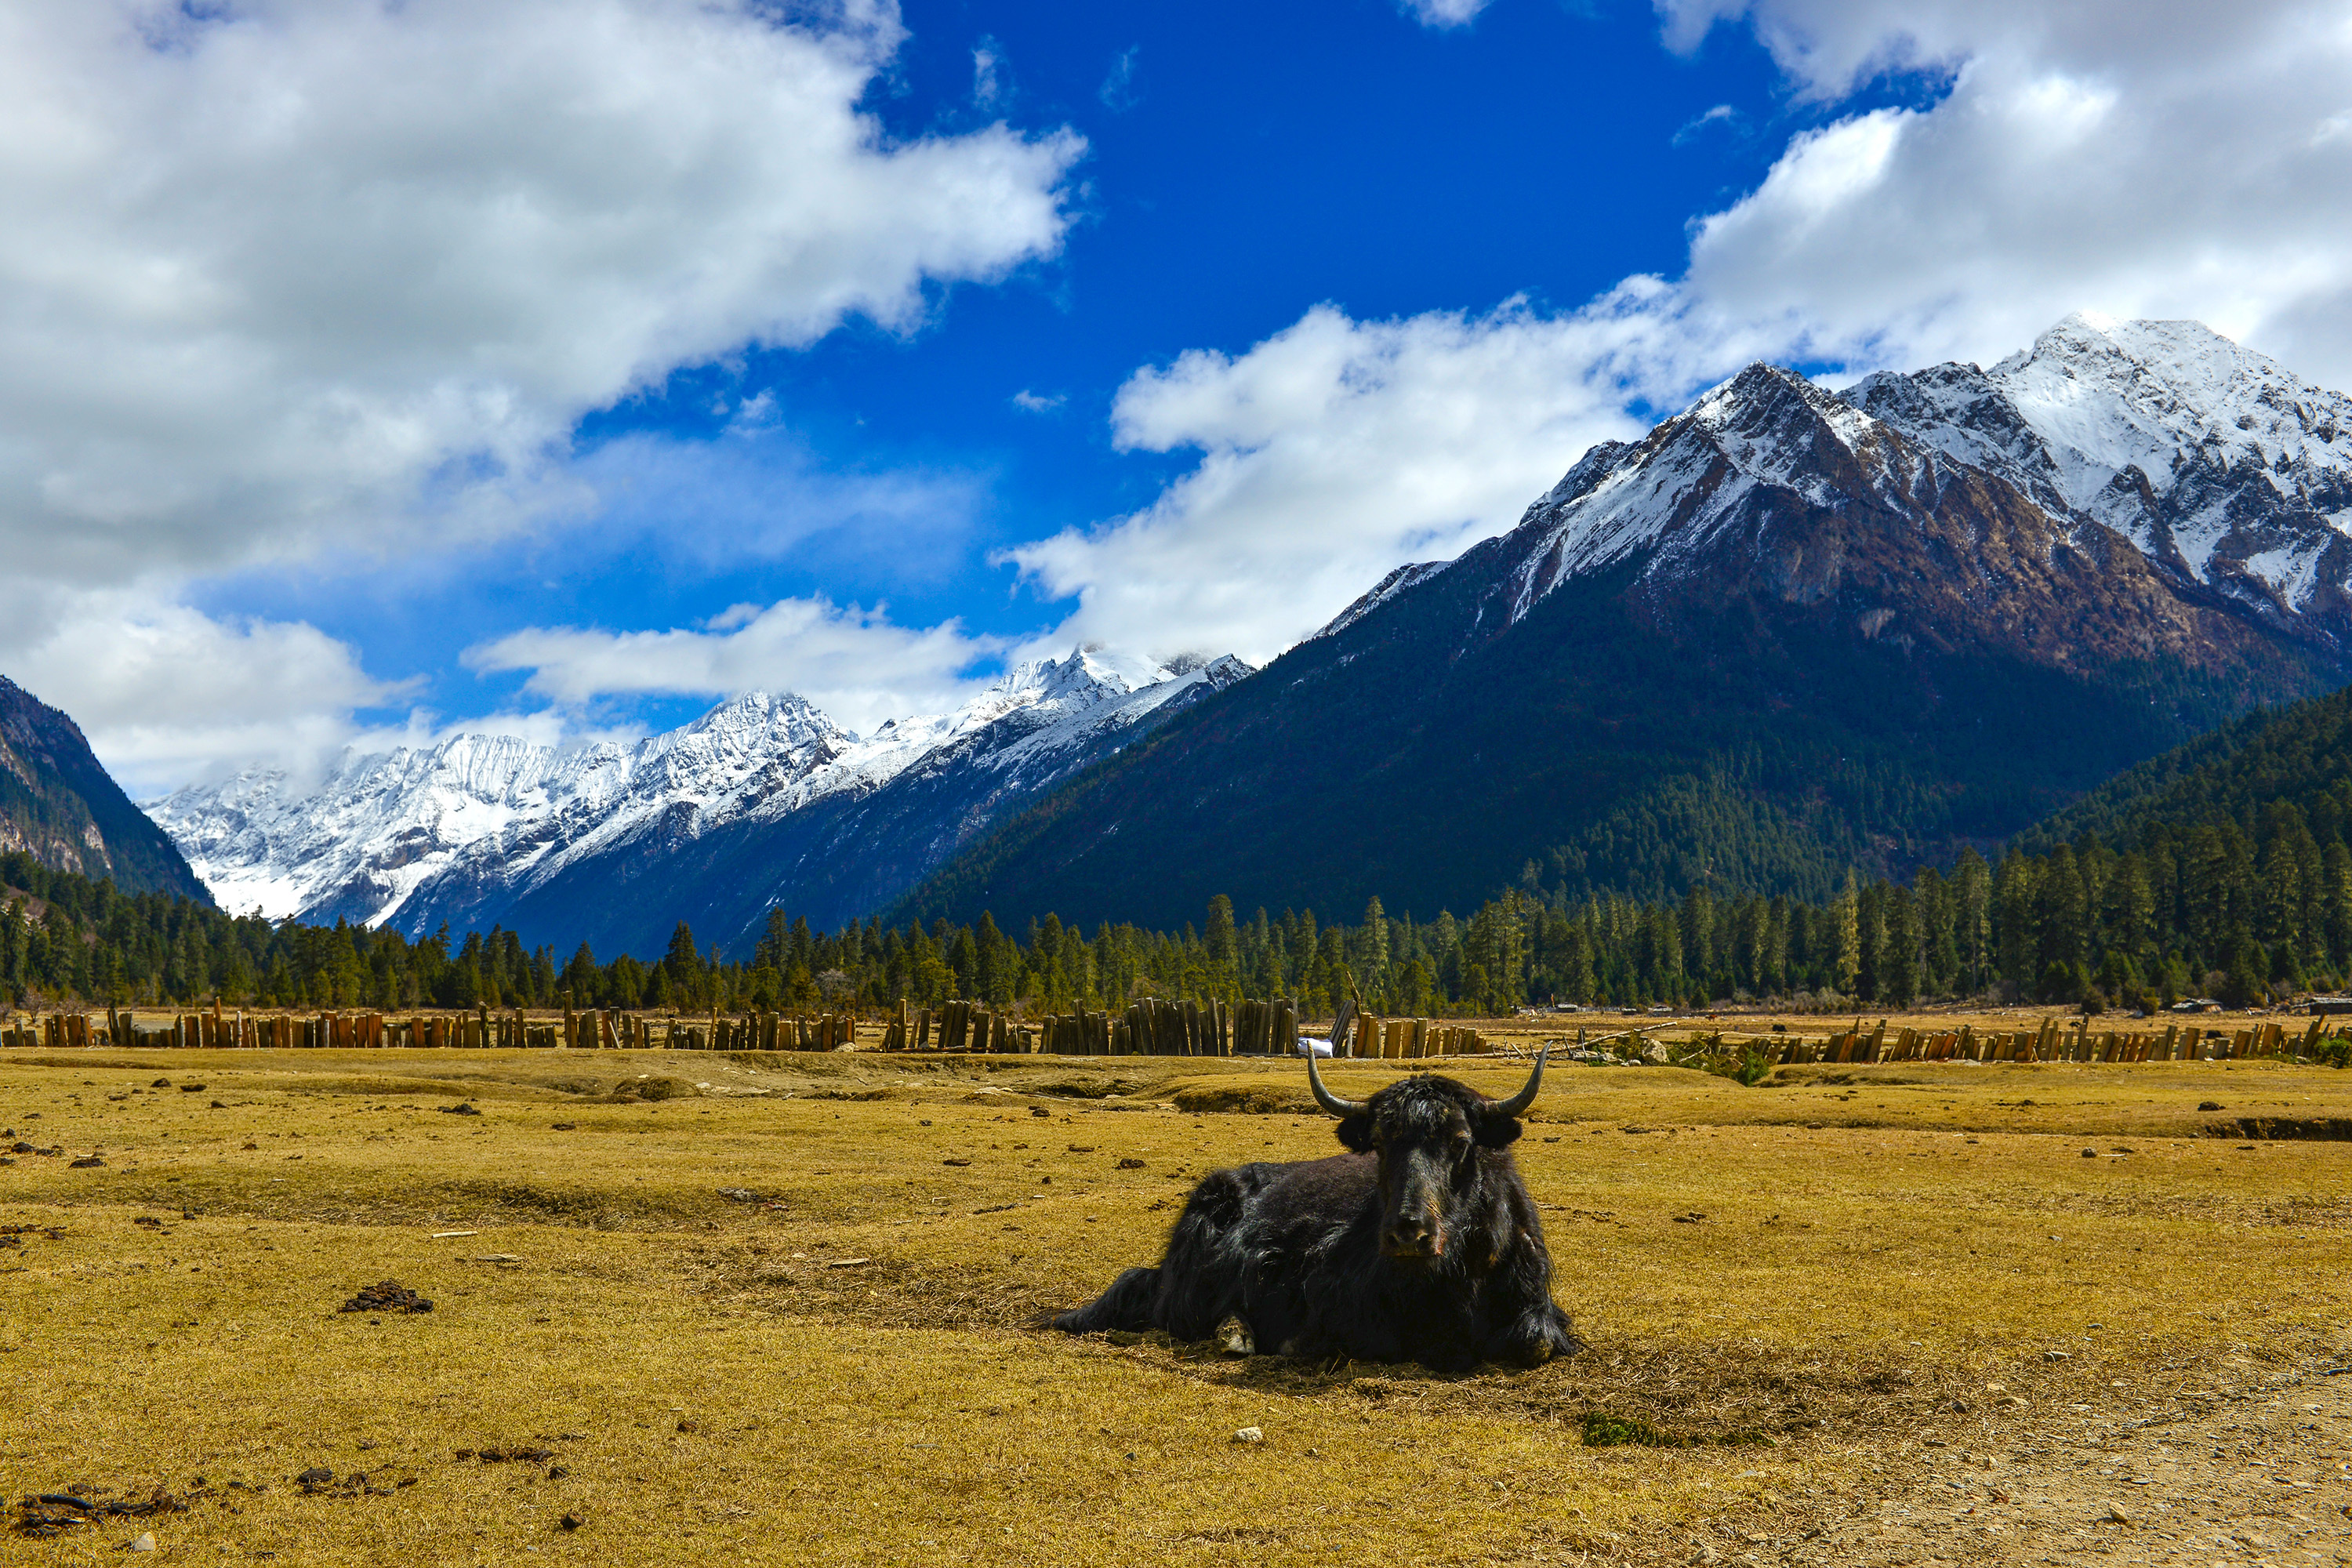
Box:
3 795 2343 1020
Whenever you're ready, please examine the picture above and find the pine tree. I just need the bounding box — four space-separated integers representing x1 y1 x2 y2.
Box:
1833 872 1860 998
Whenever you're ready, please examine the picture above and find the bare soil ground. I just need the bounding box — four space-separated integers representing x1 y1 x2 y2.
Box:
1774 1354 2352 1568
0 1044 2345 1565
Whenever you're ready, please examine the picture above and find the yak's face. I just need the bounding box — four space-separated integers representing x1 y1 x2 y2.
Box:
1334 1076 1523 1263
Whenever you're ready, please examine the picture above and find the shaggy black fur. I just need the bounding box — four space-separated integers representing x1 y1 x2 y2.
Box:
1051 1072 1581 1371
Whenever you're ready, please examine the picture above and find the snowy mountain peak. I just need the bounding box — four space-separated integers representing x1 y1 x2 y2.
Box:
1476 315 2352 635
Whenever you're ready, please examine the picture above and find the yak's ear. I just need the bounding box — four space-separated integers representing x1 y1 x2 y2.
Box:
1334 1112 1374 1152
1475 1110 1524 1149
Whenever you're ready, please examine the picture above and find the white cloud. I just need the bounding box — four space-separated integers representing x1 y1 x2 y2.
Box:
1664 0 2352 380
1011 390 1068 413
1672 103 1744 144
972 36 1009 109
1098 47 1141 112
0 583 404 797
996 287 1784 665
1403 0 1495 27
463 597 1006 735
0 0 1080 785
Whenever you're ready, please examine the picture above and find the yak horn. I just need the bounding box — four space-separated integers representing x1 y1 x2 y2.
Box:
1487 1041 1550 1117
1305 998 1363 1116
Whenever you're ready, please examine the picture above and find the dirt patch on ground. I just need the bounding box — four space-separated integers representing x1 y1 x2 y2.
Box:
1759 1346 2352 1567
1170 1080 1316 1115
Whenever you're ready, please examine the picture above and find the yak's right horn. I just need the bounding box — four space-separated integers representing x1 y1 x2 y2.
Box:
1487 1040 1549 1117
1306 998 1363 1116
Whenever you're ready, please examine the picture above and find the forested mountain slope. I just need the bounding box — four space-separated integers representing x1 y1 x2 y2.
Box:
2024 683 2352 854
0 677 209 903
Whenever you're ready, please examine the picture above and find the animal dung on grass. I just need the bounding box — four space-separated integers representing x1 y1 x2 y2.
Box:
339 1281 433 1315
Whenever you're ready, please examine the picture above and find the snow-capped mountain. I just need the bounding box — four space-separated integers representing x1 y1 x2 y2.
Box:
895 317 2352 933
149 647 1250 955
1496 314 2352 644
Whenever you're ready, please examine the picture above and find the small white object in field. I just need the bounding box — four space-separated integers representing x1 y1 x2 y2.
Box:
430 1230 479 1238
1232 1427 1263 1443
129 1534 156 1552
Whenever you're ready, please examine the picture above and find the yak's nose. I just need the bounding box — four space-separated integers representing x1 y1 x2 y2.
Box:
1383 1216 1443 1258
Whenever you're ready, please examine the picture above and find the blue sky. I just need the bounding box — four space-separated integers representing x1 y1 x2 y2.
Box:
4 0 2350 789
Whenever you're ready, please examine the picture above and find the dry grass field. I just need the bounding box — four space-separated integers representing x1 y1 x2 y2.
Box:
2 1036 2348 1565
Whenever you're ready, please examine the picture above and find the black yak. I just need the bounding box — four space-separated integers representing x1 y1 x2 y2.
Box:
1051 1002 1580 1370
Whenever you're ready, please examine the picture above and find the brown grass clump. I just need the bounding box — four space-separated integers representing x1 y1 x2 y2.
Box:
0 1045 2346 1564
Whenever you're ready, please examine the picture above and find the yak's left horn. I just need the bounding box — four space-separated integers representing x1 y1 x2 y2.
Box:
1487 1041 1549 1117
1305 998 1363 1116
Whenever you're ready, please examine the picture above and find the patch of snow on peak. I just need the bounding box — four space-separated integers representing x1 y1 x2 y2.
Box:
1316 561 1449 639
1989 314 2352 516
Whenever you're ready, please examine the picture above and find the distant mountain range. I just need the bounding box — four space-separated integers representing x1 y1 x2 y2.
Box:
0 676 210 902
146 649 1249 957
135 314 2352 949
892 316 2352 931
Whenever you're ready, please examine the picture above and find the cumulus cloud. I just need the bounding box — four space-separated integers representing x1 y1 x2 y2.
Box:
464 598 1006 736
1665 0 2352 379
972 35 1010 109
0 583 404 797
0 0 1079 586
996 287 1788 665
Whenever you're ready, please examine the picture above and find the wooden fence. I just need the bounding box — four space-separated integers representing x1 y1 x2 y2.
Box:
0 997 1485 1058
0 1003 855 1052
1758 1015 2338 1065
